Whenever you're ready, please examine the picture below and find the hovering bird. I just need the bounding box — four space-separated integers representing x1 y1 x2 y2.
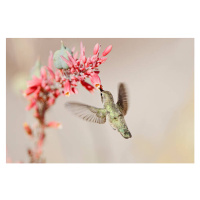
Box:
65 83 132 139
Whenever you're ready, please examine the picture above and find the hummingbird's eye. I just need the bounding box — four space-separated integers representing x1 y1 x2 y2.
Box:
101 92 103 103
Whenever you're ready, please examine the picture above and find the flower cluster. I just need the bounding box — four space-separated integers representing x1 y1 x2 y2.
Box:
23 41 112 162
55 42 112 95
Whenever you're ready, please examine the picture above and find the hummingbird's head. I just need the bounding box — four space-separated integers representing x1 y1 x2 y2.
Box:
100 89 114 105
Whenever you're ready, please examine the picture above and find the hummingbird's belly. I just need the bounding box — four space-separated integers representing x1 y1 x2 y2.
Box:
107 113 126 131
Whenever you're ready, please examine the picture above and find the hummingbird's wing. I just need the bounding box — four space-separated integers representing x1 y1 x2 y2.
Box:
65 102 107 124
116 83 128 116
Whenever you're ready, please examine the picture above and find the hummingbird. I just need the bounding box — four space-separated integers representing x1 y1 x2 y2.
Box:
65 83 132 139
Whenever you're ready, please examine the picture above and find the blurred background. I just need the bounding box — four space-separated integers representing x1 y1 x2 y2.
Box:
6 38 194 163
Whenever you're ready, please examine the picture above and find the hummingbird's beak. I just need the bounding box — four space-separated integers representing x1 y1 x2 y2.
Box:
99 85 104 92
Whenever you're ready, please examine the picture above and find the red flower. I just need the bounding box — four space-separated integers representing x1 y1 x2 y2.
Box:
81 80 95 93
102 45 112 56
23 87 37 96
46 121 62 129
93 43 100 55
27 76 41 88
55 70 61 82
46 66 55 80
73 51 78 60
53 89 60 98
64 80 72 96
60 55 73 68
47 97 55 106
40 67 47 79
90 73 101 89
23 123 32 136
72 87 78 94
26 99 36 110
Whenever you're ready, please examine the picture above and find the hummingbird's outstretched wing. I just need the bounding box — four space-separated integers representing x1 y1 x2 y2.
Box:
65 102 107 124
116 83 128 116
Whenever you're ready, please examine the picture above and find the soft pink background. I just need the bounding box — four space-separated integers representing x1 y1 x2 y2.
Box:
6 38 194 163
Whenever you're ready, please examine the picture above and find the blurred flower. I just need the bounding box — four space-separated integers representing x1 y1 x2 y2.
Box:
23 123 32 136
46 121 62 129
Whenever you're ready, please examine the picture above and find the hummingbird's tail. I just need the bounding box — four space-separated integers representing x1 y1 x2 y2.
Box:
121 130 132 139
124 131 132 139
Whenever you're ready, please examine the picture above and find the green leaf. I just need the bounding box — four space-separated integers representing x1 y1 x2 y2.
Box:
53 41 72 69
30 58 42 78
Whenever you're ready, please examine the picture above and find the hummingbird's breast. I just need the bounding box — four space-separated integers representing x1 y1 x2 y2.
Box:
106 104 124 128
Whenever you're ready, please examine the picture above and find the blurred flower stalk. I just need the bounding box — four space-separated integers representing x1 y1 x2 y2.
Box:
22 41 112 163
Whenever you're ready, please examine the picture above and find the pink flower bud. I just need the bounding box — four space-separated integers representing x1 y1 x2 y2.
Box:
99 57 107 64
70 68 75 74
93 43 100 55
60 55 73 68
79 64 85 71
23 123 32 136
54 89 60 98
93 71 100 74
90 73 101 89
26 100 36 110
55 70 61 82
80 42 85 56
81 55 86 64
48 97 55 106
46 121 62 129
86 57 92 65
71 76 77 81
27 76 41 88
102 45 112 56
80 80 95 93
72 87 78 94
41 81 47 88
66 51 77 66
44 85 51 92
78 75 86 81
91 55 97 62
71 80 77 86
84 69 93 75
46 66 55 80
73 51 78 60
40 67 47 79
33 87 41 98
23 87 37 96
64 80 71 96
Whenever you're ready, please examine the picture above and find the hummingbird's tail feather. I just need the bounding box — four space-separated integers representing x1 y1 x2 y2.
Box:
124 131 132 139
118 129 132 139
